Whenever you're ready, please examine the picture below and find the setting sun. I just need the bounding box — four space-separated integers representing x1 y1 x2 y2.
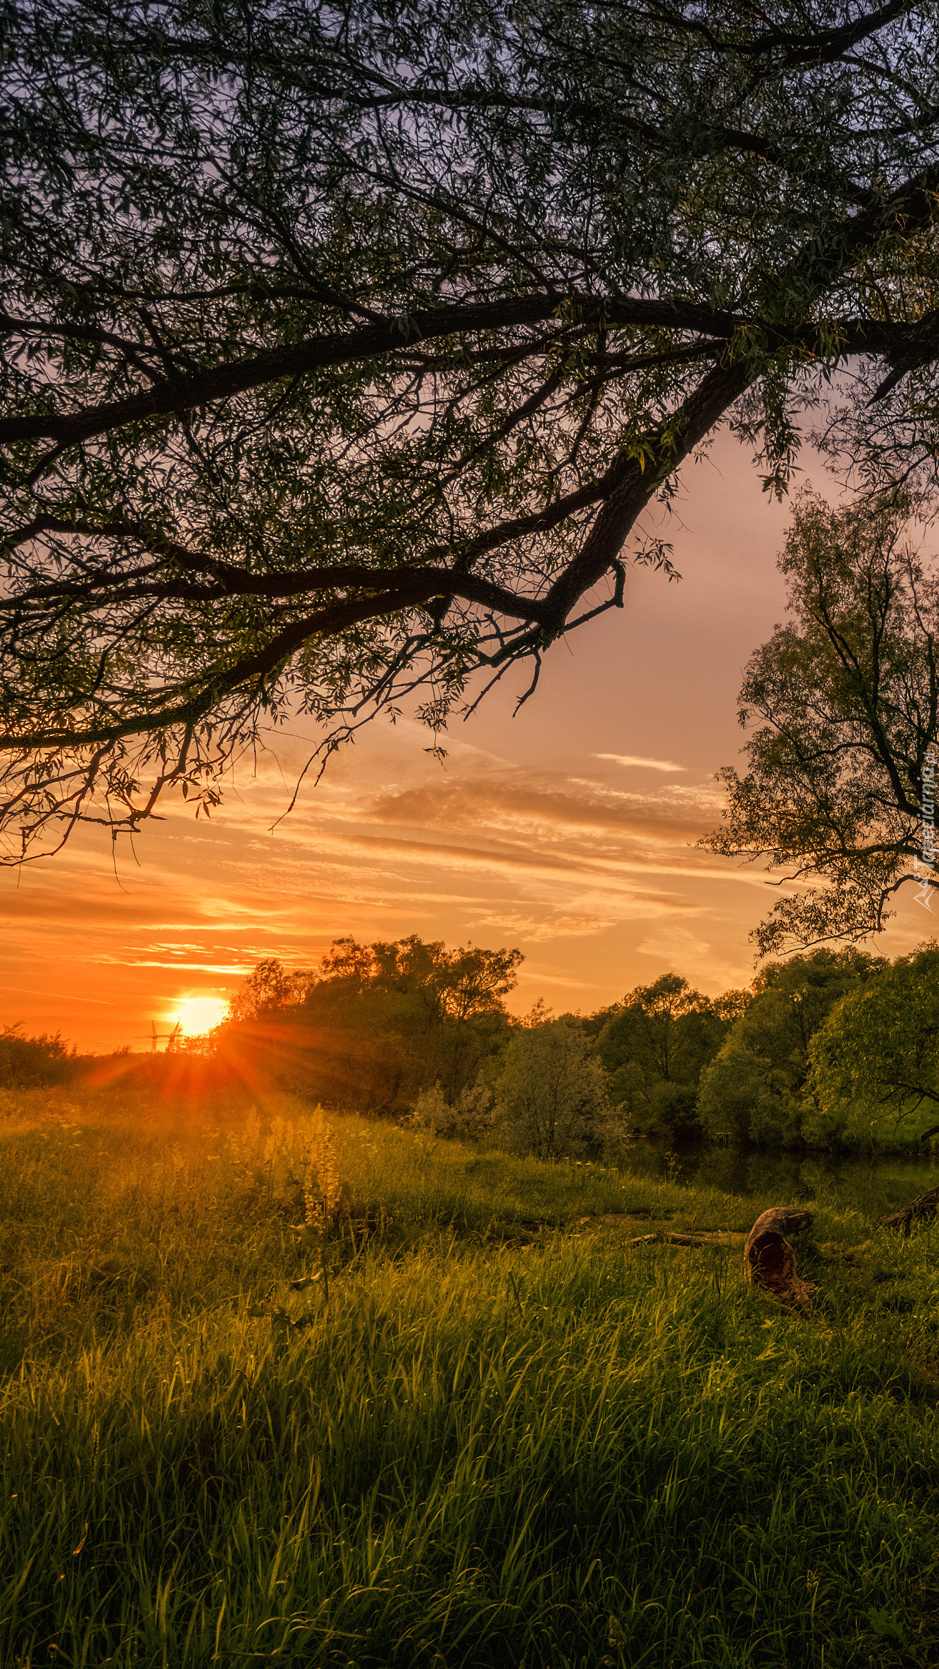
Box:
168 994 230 1036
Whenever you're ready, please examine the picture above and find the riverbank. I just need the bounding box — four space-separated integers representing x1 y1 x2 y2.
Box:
2 1087 938 1667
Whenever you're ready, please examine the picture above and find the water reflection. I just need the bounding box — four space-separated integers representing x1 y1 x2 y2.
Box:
621 1138 939 1216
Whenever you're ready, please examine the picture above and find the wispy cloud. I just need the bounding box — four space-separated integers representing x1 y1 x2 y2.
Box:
468 910 618 942
635 925 752 993
366 773 712 845
594 753 688 772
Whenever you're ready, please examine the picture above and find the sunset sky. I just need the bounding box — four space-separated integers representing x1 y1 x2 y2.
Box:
2 432 933 1055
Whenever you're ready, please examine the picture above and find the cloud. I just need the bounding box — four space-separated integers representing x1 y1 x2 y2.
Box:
594 753 688 772
367 773 714 845
0 879 211 928
0 982 120 1008
635 925 754 993
469 910 618 942
0 708 803 1050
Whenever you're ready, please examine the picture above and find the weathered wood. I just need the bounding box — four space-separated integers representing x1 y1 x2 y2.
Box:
624 1230 743 1248
879 1182 939 1234
664 1231 740 1246
744 1207 815 1312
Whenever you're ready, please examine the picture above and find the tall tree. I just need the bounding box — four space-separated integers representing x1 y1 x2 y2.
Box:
597 973 731 1135
702 492 939 950
226 956 314 1022
3 0 939 856
312 934 522 1023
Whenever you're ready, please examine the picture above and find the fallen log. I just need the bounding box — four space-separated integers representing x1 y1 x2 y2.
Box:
744 1207 815 1312
624 1230 743 1248
879 1182 939 1234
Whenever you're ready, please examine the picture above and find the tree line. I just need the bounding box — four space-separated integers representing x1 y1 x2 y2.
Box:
208 935 939 1157
4 928 937 1153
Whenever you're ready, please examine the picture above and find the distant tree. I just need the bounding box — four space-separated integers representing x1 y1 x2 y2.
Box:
697 949 885 1146
808 945 939 1148
222 936 521 1116
227 958 314 1023
598 974 730 1137
707 990 754 1027
493 1019 613 1161
0 1024 73 1089
702 493 939 952
316 936 522 1024
5 3 939 857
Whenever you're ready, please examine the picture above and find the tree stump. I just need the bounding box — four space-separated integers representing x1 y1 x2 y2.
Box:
879 1182 939 1234
744 1207 815 1312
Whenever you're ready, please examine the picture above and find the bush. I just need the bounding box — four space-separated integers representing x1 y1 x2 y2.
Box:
408 1081 494 1140
0 1024 73 1089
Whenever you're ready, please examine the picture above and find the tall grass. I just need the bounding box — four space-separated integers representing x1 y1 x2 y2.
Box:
1 1087 938 1667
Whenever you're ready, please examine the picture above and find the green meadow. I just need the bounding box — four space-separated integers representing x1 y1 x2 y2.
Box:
2 1086 939 1668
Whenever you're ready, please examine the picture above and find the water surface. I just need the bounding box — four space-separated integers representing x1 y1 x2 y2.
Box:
621 1138 939 1220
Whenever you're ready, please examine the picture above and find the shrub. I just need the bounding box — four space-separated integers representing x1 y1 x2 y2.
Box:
0 1024 73 1089
408 1081 494 1140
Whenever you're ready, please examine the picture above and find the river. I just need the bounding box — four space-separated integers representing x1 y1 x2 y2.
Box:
620 1137 939 1220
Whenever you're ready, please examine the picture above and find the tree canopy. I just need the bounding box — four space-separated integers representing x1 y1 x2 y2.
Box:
702 492 939 949
219 936 521 1113
3 0 939 856
492 1016 611 1160
226 955 314 1022
597 973 735 1135
696 947 885 1144
808 943 939 1145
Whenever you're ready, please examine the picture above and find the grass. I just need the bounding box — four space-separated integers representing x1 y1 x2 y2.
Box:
1 1086 939 1667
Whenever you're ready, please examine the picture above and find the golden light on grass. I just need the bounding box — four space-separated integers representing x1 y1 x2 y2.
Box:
168 994 230 1036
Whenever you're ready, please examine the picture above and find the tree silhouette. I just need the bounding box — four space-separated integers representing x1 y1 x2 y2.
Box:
3 1 939 855
702 493 939 947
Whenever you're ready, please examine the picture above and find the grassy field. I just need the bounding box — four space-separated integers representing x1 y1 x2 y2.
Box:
1 1084 939 1668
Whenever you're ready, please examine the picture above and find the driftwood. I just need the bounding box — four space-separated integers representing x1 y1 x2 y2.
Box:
744 1207 815 1312
879 1182 939 1235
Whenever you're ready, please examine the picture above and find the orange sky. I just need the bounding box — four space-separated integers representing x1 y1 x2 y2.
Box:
1 434 933 1053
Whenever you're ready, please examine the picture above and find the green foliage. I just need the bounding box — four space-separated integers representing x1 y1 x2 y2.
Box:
492 1018 616 1160
221 936 520 1118
0 1023 73 1089
808 944 939 1148
697 949 886 1145
408 1080 495 1142
598 974 730 1137
2 1089 939 1667
703 492 939 948
4 4 939 855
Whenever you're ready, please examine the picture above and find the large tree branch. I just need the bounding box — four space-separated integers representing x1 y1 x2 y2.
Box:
0 287 917 458
0 293 746 449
